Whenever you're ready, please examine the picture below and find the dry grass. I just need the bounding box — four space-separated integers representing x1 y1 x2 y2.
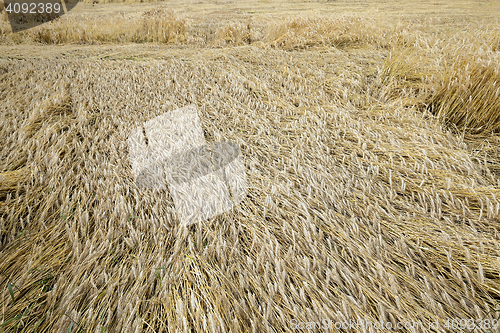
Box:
430 56 500 135
0 10 385 47
1 1 500 332
215 21 254 46
0 7 188 44
139 8 187 43
265 15 382 50
23 9 188 44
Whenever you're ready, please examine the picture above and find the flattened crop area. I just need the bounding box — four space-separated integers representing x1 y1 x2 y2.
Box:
1 45 500 332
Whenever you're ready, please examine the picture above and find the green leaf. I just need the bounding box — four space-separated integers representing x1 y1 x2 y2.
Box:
0 305 31 328
67 322 74 333
34 314 47 333
7 283 14 302
155 267 167 288
17 230 25 246
0 315 20 327
97 290 106 299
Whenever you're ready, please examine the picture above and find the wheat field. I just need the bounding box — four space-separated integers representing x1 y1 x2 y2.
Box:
1 0 500 332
